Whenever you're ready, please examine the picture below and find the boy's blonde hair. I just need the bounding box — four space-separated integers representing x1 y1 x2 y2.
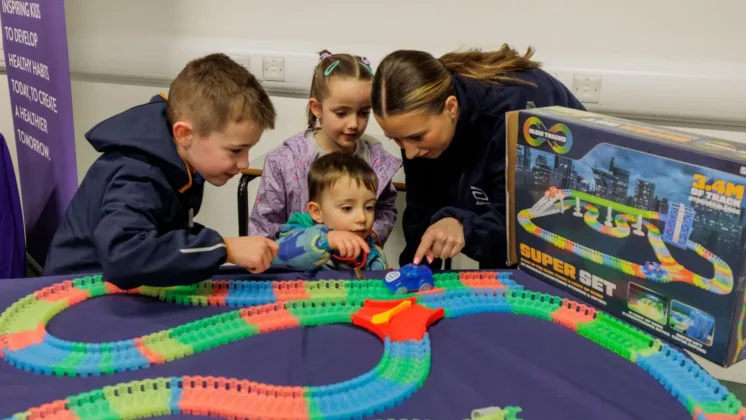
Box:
167 53 276 136
308 152 378 202
307 49 374 129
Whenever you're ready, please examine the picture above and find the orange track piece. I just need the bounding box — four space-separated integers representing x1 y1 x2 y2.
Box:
692 406 746 419
179 376 309 419
104 282 138 294
273 280 310 302
552 299 598 331
459 272 506 289
352 298 444 342
239 303 300 333
207 280 230 306
3 322 46 352
417 287 446 295
27 399 75 420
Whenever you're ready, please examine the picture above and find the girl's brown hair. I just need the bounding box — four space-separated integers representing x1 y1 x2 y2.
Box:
371 44 541 117
307 49 375 129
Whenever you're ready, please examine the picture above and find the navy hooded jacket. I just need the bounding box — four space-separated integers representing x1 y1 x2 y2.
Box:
399 69 585 269
43 95 228 289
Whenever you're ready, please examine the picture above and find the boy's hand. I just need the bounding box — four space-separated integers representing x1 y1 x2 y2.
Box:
328 231 370 259
224 236 279 273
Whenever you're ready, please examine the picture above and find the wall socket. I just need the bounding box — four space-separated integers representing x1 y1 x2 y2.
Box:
263 56 285 82
572 74 602 104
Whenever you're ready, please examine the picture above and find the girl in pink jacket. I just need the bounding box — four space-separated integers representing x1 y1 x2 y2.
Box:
248 50 401 246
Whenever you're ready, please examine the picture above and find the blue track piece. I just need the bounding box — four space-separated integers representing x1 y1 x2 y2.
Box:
110 342 149 372
75 348 103 377
307 336 431 420
224 281 276 307
169 377 182 415
637 344 737 410
420 289 513 317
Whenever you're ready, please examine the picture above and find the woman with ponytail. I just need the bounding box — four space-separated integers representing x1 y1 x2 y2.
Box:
372 45 585 269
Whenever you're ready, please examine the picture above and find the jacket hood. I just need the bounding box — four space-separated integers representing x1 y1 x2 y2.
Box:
85 95 189 176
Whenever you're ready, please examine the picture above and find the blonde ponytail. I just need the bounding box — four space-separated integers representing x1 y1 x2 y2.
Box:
372 44 541 117
438 45 541 86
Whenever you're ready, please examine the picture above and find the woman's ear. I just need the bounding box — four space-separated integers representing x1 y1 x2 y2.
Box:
307 201 324 224
444 95 459 120
309 98 323 121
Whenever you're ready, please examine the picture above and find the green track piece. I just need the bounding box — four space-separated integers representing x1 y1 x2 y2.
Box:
434 272 467 289
378 356 411 385
305 390 324 420
71 275 99 288
505 291 562 321
98 343 115 375
636 339 663 360
285 298 358 326
504 406 524 420
78 281 109 298
193 281 220 296
53 342 87 376
141 332 193 361
690 392 743 415
68 389 115 419
578 313 654 361
7 412 29 420
1 299 59 334
346 280 397 300
570 191 657 219
72 276 109 297
100 378 172 418
305 280 349 299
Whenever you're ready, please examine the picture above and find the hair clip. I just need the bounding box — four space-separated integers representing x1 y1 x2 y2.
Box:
324 60 340 76
359 57 374 75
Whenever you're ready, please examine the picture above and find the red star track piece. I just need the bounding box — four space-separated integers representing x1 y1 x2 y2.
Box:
351 297 444 342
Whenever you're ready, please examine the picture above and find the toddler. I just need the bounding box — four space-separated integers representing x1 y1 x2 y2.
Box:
249 49 401 247
273 151 388 271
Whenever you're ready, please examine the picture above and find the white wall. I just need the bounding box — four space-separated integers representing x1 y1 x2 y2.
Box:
2 0 746 270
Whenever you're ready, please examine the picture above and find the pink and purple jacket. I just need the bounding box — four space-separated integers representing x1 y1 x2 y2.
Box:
248 131 402 244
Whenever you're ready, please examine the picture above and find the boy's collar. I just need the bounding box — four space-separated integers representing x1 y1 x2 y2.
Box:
177 157 204 193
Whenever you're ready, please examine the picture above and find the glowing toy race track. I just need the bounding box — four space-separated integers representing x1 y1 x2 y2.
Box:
1 272 745 419
518 187 734 295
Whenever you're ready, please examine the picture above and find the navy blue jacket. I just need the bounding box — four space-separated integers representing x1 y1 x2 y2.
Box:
43 95 228 289
400 70 585 269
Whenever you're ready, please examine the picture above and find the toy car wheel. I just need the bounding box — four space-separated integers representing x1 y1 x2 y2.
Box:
418 283 433 292
395 286 409 294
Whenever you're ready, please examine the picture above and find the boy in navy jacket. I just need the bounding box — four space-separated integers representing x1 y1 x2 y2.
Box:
43 53 279 289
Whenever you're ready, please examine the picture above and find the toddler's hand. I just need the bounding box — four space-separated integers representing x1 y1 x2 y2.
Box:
224 236 279 273
328 231 370 259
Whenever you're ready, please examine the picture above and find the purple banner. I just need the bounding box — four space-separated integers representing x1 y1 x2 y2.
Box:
1 0 77 267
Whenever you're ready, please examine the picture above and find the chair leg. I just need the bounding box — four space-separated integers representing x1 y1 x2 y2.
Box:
237 174 252 236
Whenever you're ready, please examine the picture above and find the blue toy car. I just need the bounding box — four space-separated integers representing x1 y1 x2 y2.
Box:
642 261 666 281
383 264 435 294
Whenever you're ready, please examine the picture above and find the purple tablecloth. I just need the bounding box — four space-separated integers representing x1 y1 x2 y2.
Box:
0 267 692 419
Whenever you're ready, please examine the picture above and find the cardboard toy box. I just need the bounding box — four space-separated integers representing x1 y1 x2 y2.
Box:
506 106 746 367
